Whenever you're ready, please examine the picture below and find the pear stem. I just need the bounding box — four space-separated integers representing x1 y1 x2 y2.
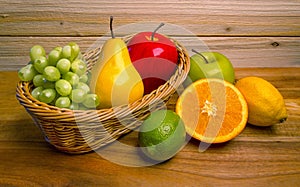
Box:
151 23 165 41
110 16 115 39
192 49 209 64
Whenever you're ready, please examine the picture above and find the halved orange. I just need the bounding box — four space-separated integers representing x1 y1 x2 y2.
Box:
176 78 248 143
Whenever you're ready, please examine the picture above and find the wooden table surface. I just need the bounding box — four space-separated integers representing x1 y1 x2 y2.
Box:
0 68 300 186
1 0 300 186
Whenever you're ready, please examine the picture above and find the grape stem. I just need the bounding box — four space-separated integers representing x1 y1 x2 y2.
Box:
151 23 165 41
110 16 115 39
192 49 209 64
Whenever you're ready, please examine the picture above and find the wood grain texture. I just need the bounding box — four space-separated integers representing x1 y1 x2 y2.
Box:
1 0 300 36
0 0 300 70
0 36 299 70
0 69 300 186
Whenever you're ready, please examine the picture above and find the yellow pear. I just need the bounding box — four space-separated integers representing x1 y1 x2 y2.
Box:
90 17 144 109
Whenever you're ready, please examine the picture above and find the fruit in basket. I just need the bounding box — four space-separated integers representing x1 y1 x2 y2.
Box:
33 74 46 87
82 94 100 108
69 42 80 61
56 58 71 74
43 66 61 82
33 56 48 74
138 110 186 161
235 76 288 126
48 47 62 66
71 59 87 76
127 23 178 94
30 45 46 62
18 42 99 110
176 79 248 143
79 73 89 83
184 50 235 86
55 96 71 108
39 88 57 104
69 88 87 103
62 45 72 60
89 16 144 108
31 86 44 100
18 64 38 81
63 72 80 86
76 82 90 94
55 79 72 96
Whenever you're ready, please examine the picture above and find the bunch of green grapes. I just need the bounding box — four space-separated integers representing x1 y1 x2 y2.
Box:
18 43 99 110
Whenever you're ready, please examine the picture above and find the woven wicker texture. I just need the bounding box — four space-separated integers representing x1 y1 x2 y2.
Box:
16 37 190 154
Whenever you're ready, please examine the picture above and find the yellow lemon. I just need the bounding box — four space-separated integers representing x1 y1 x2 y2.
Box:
235 76 288 126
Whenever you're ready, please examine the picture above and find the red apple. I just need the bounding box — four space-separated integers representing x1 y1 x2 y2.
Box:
127 23 178 94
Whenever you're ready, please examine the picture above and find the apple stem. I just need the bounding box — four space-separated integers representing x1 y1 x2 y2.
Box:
192 49 209 64
151 23 165 41
110 16 115 39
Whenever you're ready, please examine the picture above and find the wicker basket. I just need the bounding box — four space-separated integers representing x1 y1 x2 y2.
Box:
16 36 190 154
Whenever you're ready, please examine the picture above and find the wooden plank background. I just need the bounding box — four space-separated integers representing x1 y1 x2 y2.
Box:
1 1 300 185
1 0 300 71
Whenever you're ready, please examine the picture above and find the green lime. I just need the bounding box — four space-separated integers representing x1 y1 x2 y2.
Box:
138 110 186 161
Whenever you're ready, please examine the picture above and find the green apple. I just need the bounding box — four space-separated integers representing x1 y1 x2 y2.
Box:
185 50 235 85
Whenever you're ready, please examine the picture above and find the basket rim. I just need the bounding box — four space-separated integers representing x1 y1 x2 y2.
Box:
16 36 190 116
